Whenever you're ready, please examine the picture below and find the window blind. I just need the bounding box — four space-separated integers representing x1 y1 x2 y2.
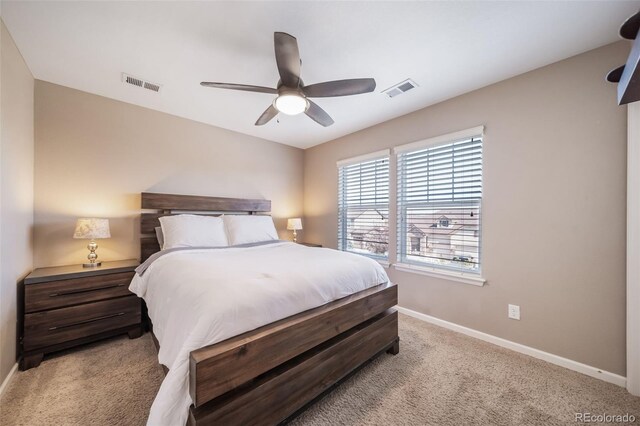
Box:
397 135 483 272
338 155 390 259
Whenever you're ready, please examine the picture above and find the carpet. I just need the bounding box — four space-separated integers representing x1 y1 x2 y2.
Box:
1 314 639 425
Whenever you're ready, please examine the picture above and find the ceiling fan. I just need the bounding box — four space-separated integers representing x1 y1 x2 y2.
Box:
201 32 376 127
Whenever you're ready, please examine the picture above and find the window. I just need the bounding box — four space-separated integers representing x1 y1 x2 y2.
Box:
338 150 390 260
438 216 450 228
396 128 483 273
410 236 421 253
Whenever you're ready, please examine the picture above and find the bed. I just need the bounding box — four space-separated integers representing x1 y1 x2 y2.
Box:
134 192 399 426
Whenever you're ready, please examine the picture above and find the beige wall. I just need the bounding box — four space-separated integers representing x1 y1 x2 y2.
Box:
34 81 304 267
304 42 628 375
0 20 34 382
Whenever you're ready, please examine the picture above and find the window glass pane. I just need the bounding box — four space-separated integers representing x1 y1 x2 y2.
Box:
402 203 480 271
338 156 389 259
397 136 482 272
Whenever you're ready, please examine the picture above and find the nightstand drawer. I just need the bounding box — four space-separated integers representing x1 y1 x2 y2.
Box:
25 272 134 313
23 296 141 351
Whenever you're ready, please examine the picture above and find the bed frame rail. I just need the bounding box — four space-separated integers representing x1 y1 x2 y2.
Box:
189 281 397 407
189 309 398 426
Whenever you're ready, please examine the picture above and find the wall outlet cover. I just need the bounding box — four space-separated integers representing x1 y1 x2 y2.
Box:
508 304 521 320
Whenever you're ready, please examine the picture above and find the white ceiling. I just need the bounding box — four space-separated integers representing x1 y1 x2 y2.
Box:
2 1 637 149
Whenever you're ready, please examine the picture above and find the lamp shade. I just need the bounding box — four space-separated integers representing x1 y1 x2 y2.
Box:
287 218 303 231
73 218 111 239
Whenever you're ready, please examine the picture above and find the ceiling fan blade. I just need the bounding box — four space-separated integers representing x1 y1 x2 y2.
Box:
303 78 376 98
201 82 277 94
255 104 279 126
607 65 625 83
274 32 301 88
305 100 334 127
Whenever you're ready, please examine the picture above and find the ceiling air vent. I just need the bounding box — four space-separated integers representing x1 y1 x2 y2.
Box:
143 82 161 92
122 73 162 93
383 79 418 98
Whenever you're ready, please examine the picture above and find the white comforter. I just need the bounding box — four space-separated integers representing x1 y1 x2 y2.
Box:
129 241 389 426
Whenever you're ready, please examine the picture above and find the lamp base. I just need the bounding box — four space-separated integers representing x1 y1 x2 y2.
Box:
83 240 100 268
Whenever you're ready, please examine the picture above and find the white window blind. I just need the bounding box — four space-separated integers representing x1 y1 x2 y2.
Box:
397 133 483 273
338 154 390 260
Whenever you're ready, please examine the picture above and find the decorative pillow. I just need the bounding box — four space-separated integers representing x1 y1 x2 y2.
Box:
154 226 165 250
159 214 228 249
223 215 279 245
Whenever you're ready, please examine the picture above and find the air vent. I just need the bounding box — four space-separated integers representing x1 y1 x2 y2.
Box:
383 79 418 98
122 73 162 93
143 82 161 92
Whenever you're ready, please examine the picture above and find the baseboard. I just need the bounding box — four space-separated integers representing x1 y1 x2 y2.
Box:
0 362 18 396
396 306 627 388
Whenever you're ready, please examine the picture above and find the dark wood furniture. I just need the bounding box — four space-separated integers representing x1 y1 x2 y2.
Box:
297 241 322 247
140 192 399 425
21 259 142 370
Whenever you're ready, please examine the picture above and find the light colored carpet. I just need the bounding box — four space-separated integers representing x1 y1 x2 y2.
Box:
0 333 164 426
1 314 639 425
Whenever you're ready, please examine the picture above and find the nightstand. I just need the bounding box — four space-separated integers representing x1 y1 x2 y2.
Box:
21 259 141 370
297 242 322 247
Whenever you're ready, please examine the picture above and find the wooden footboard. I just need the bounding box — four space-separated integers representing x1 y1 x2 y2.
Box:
189 309 399 426
189 281 397 407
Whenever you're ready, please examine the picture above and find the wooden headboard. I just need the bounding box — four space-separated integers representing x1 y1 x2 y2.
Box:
140 192 271 262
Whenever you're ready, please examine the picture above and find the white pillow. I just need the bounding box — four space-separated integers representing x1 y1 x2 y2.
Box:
154 226 165 250
159 214 228 249
223 215 279 245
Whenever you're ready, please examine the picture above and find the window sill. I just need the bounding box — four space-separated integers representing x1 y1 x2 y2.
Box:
393 263 486 286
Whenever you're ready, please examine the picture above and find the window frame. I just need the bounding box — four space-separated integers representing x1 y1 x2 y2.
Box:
337 149 391 262
394 126 484 277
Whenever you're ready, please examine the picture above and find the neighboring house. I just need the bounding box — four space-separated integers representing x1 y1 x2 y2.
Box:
405 211 480 266
348 208 479 265
347 209 389 255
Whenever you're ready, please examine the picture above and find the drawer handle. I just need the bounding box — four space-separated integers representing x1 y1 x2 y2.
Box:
48 312 125 330
48 283 124 297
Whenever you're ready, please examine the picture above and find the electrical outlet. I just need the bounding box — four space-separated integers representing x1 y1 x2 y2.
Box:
508 304 520 320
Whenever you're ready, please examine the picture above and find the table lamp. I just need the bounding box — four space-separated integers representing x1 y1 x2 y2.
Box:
287 218 302 243
73 218 111 267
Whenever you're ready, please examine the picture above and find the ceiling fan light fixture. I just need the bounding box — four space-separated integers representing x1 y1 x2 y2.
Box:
274 94 308 115
201 32 375 127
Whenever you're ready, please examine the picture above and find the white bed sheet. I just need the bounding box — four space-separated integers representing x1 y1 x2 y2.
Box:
129 241 389 426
